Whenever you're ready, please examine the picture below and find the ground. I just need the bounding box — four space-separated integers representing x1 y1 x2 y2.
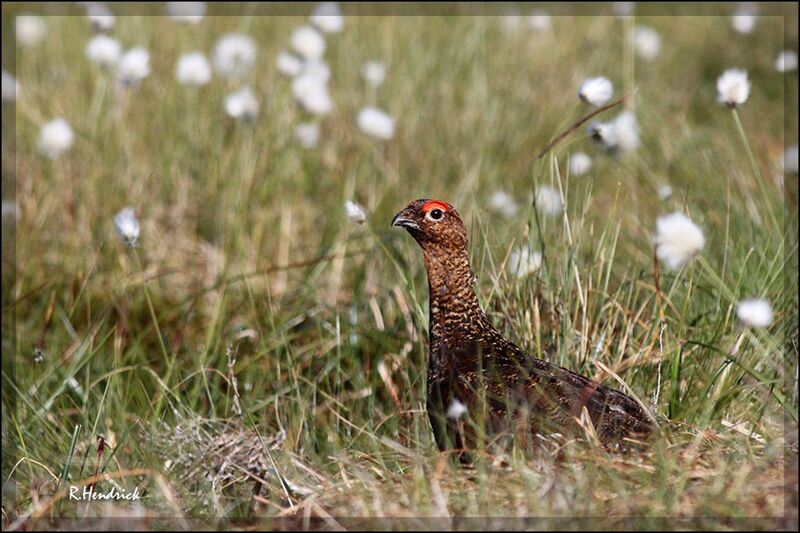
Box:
1 3 798 530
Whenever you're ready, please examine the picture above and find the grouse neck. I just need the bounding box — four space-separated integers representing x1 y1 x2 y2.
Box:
421 245 491 342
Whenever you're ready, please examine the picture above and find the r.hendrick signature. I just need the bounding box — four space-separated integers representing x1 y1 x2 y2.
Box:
68 485 141 501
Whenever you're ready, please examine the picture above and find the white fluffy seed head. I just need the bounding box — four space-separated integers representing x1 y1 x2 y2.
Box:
588 121 619 151
488 190 518 219
344 200 367 224
167 1 206 24
528 10 551 31
731 5 757 35
301 60 331 83
357 107 396 140
614 111 640 154
775 50 798 73
507 246 542 278
536 185 563 217
579 77 614 107
276 52 303 77
114 207 141 247
86 34 122 68
86 2 115 32
16 14 46 46
295 122 320 148
446 399 468 420
736 298 774 328
655 212 705 270
569 152 592 176
117 47 151 86
214 34 257 78
175 52 212 86
658 184 673 200
361 61 386 88
716 68 750 107
310 2 344 34
2 70 20 102
224 87 259 120
783 145 799 174
633 25 661 60
292 73 333 115
38 118 74 158
291 26 326 61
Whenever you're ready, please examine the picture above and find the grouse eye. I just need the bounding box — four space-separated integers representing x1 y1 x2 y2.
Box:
428 209 444 220
427 208 444 221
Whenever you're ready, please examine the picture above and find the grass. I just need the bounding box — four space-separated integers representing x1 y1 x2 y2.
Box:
2 5 798 529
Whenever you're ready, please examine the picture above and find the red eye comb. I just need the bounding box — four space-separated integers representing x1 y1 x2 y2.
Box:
421 200 450 213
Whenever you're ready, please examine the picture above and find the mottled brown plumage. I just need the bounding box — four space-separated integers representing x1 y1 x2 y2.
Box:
392 199 652 456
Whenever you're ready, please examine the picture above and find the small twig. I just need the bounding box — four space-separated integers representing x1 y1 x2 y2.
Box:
535 95 629 160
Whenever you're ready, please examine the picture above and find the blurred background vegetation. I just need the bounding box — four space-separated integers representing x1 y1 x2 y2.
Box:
1 2 797 528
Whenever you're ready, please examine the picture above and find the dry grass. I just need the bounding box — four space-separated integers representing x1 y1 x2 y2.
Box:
2 4 798 530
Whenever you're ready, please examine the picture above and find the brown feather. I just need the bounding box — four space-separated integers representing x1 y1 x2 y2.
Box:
393 199 652 456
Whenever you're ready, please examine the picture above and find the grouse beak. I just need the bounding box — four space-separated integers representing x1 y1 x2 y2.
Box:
391 210 420 231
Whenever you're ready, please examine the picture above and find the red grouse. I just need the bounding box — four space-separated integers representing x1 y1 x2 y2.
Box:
392 199 652 456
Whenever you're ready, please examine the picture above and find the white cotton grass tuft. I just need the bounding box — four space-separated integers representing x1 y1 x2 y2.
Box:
167 1 206 24
614 111 640 154
114 207 141 248
175 52 212 86
310 2 344 34
2 200 19 220
569 152 592 176
85 2 115 32
589 113 639 154
783 145 799 174
731 4 757 35
528 9 551 32
301 60 331 83
658 184 673 200
16 14 46 47
344 200 367 224
716 68 750 107
357 107 396 140
632 26 661 60
38 118 74 159
213 34 257 79
579 77 613 107
361 61 386 88
735 298 774 328
224 87 259 120
446 399 468 420
654 212 705 270
2 70 21 102
775 50 798 73
117 47 150 86
507 246 542 278
276 51 303 77
295 122 320 148
291 26 326 61
292 73 333 115
488 191 518 219
535 185 563 217
85 34 121 68
588 120 619 151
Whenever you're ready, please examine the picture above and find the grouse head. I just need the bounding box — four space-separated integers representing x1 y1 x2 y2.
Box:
391 199 467 252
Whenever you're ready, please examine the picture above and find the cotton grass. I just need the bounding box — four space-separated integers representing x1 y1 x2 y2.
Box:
357 107 396 140
176 52 212 86
38 118 74 159
654 212 705 270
